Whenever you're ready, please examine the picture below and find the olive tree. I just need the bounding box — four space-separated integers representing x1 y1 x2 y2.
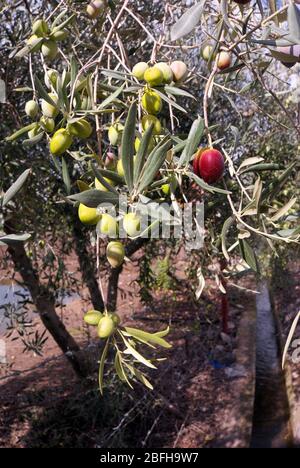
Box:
1 0 299 390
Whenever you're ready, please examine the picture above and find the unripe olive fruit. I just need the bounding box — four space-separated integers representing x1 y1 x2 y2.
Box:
41 93 59 118
27 35 42 52
32 19 49 36
135 136 155 153
49 128 73 155
108 123 124 146
68 119 93 139
87 0 107 19
161 175 178 196
142 90 162 115
95 177 116 192
117 159 125 178
142 114 162 135
50 29 69 42
132 62 149 81
144 66 164 87
217 51 232 71
111 313 121 326
170 61 188 82
78 203 101 225
84 310 103 326
97 315 115 339
116 156 136 174
99 214 118 237
193 148 225 184
106 241 125 269
40 116 55 133
41 41 58 61
155 62 173 84
123 213 141 237
25 100 39 119
201 45 215 62
44 69 59 89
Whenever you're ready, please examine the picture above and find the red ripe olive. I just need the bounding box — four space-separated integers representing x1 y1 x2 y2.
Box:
193 148 225 184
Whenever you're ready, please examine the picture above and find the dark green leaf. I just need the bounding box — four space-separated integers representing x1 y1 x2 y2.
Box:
188 172 231 195
134 123 154 185
121 102 137 192
5 123 37 142
2 169 31 207
62 158 71 195
178 117 204 167
99 84 125 109
137 138 172 193
239 239 259 273
91 162 119 194
68 189 119 208
35 76 59 109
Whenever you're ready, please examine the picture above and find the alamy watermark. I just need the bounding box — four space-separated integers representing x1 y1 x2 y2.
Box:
95 194 205 250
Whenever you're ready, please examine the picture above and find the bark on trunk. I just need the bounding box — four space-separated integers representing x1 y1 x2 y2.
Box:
107 238 148 311
71 215 104 311
7 241 89 377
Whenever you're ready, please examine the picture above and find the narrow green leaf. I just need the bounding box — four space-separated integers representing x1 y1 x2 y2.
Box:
35 76 59 109
51 8 68 28
68 189 119 208
170 1 206 41
121 102 137 192
95 168 124 185
114 352 127 382
221 217 234 262
134 123 154 185
165 86 196 100
120 333 157 369
70 57 78 91
91 162 119 194
178 117 204 167
22 131 44 146
51 13 76 32
137 138 172 193
124 363 153 390
239 239 259 273
62 158 71 195
271 198 297 222
188 172 231 195
5 123 37 142
3 169 31 207
288 3 300 41
154 88 187 114
241 163 281 174
125 327 172 349
154 327 170 338
99 83 125 109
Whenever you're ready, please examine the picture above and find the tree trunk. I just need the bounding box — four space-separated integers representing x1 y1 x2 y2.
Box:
71 215 105 311
7 241 89 378
107 238 148 311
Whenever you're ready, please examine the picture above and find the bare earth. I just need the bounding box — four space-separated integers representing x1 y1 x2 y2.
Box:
0 249 298 448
